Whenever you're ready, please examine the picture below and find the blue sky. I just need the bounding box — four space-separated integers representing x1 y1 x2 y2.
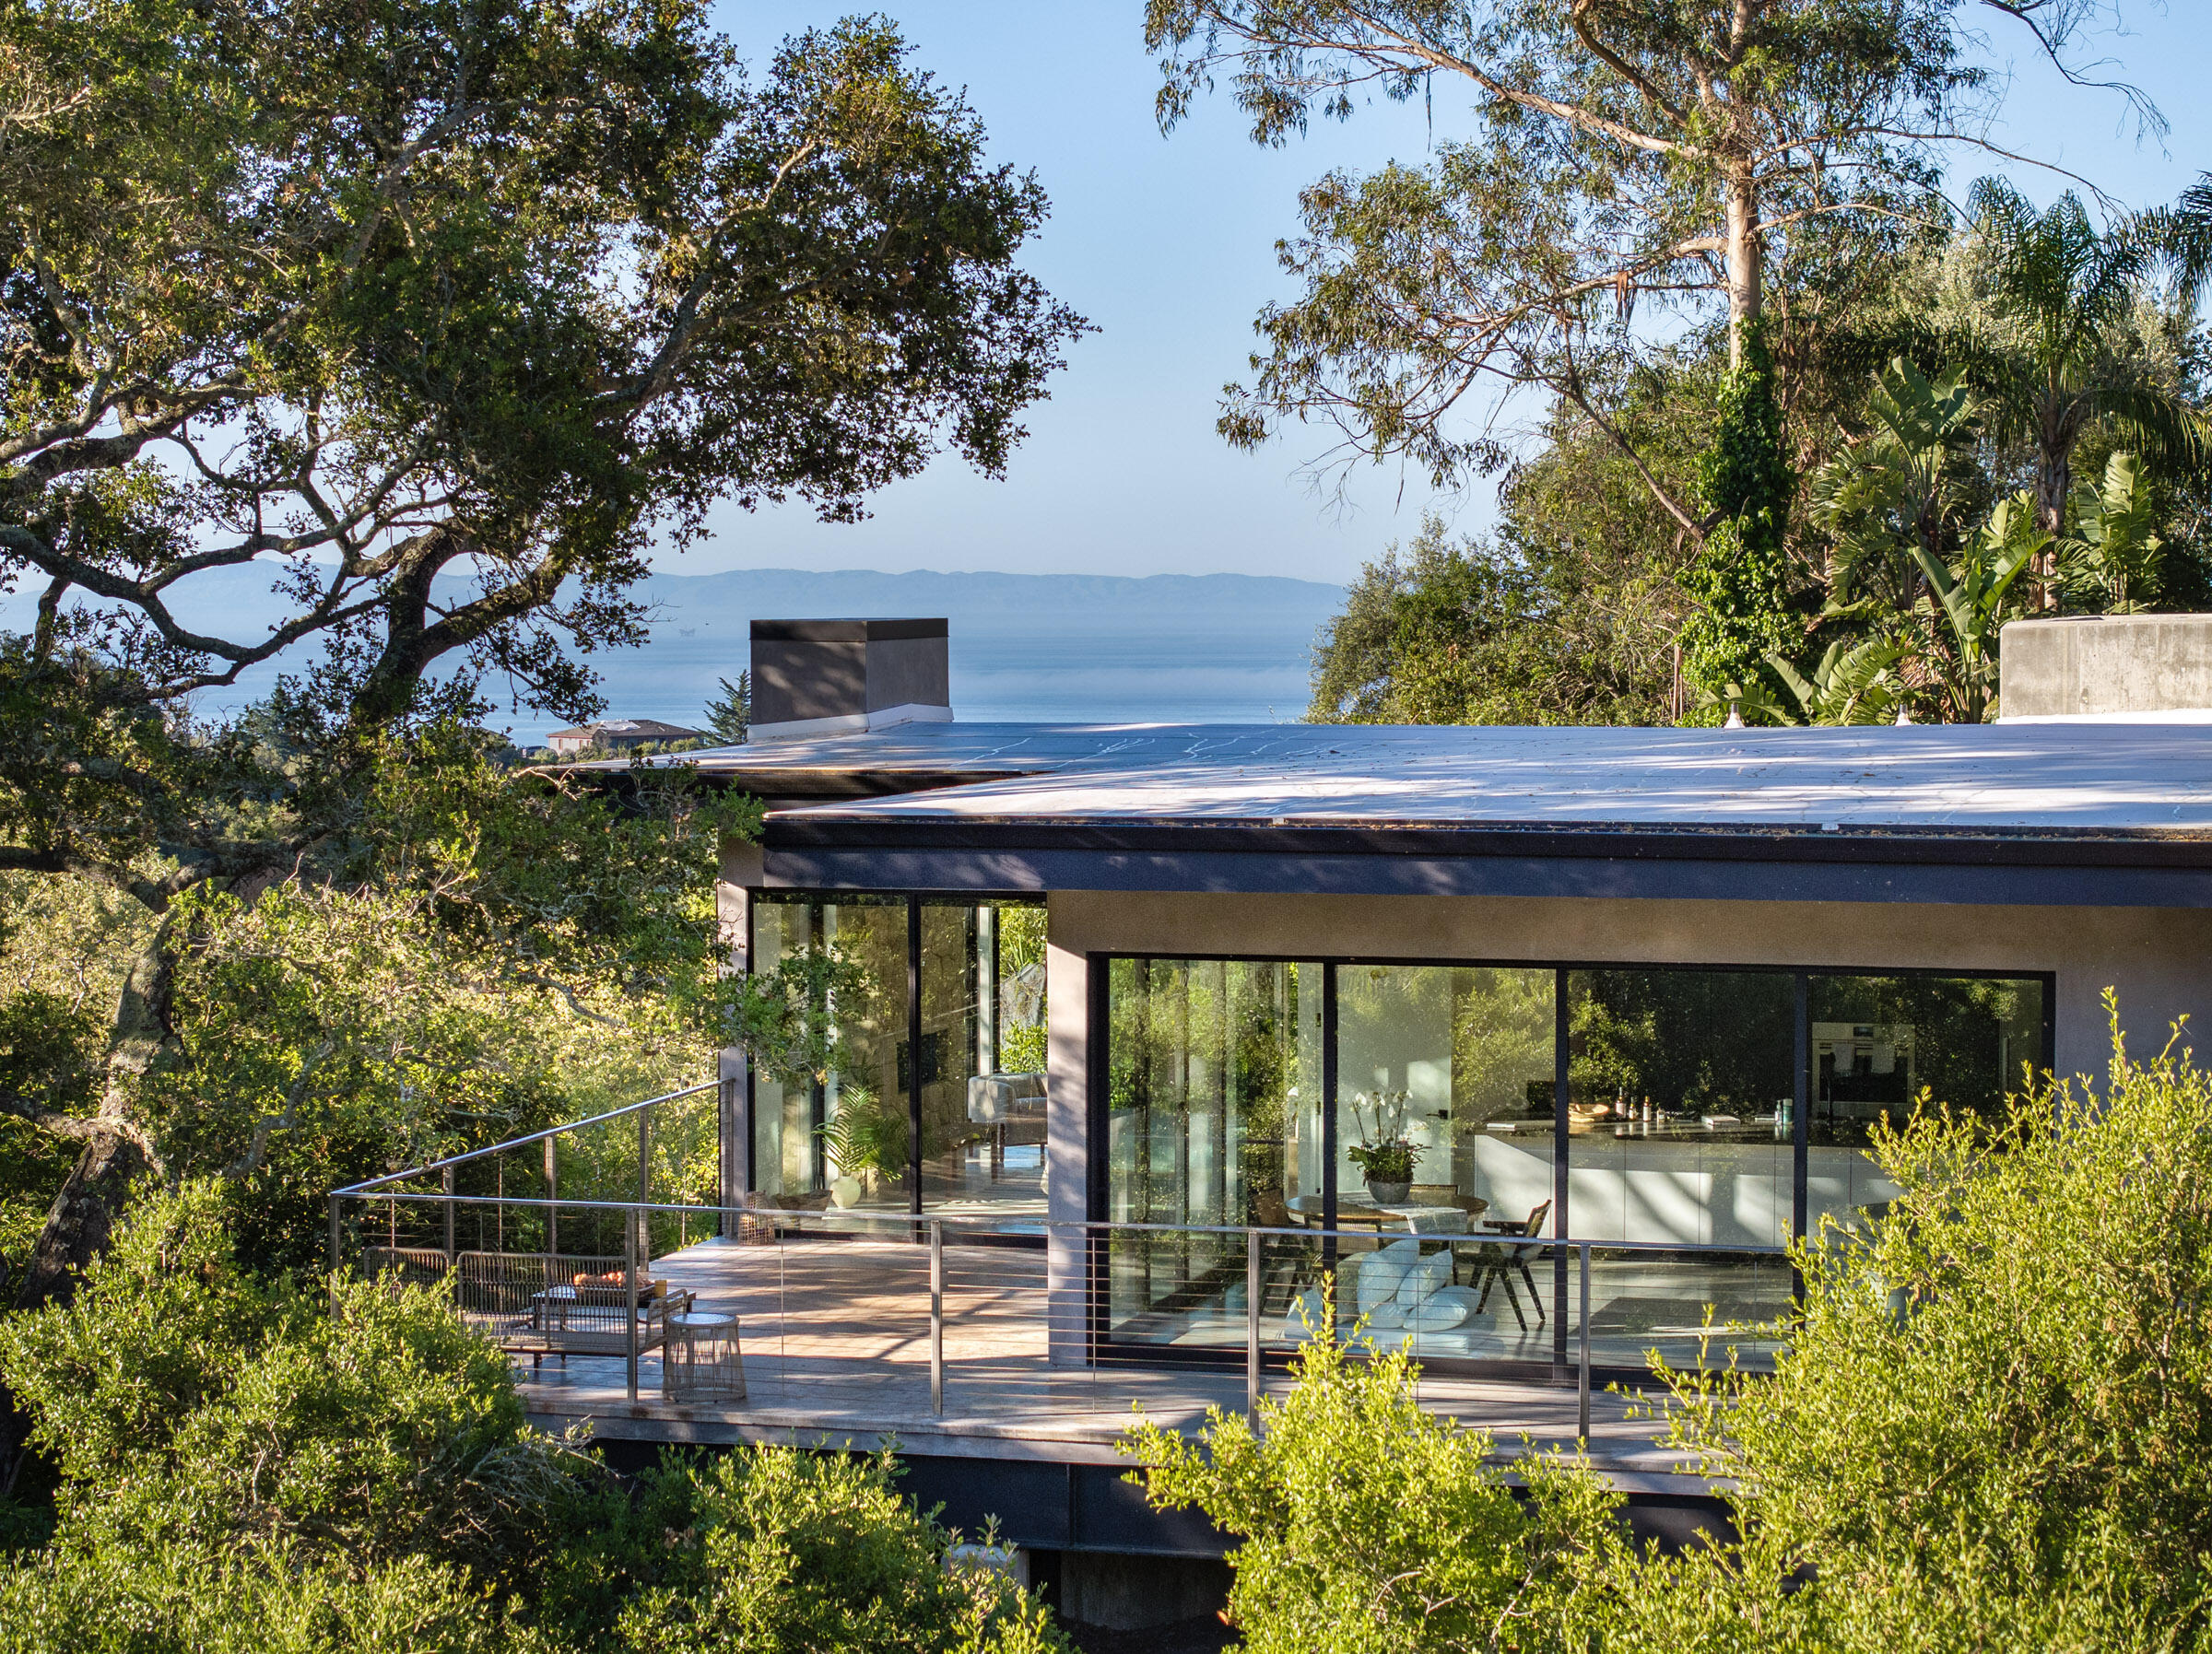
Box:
698 2 2212 586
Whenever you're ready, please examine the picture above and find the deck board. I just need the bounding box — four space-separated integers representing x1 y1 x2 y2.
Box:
517 1236 1705 1479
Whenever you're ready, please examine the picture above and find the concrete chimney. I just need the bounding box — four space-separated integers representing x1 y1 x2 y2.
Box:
748 618 951 741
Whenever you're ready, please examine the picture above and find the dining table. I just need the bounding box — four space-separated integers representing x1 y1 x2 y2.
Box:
1284 1195 1486 1234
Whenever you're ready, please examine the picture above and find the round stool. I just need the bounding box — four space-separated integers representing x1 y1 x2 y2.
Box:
663 1310 747 1403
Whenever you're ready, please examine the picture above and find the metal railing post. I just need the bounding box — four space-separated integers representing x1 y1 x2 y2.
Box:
638 1100 652 1262
1577 1242 1592 1446
326 1197 341 1315
929 1218 945 1416
441 1164 455 1263
625 1207 640 1404
1246 1227 1262 1416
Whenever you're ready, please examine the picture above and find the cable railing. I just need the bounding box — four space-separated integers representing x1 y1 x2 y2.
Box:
329 1157 1793 1446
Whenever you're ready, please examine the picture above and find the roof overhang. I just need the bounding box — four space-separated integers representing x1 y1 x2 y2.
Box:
759 815 2212 908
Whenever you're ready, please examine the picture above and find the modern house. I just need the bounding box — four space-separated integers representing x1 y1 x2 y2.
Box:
336 613 2212 1608
543 717 713 756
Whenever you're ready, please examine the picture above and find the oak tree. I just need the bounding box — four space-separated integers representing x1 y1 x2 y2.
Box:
0 3 1082 1324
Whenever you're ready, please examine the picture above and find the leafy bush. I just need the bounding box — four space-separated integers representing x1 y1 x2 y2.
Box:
537 1447 1066 1653
1129 1005 2212 1651
0 1182 1069 1652
0 1546 499 1654
1127 1329 1609 1654
0 1181 602 1592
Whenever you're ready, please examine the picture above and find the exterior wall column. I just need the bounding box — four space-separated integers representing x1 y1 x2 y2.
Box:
1044 901 1091 1368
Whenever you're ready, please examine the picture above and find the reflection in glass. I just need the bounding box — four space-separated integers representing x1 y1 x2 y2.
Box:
1806 974 2044 1237
1335 965 1555 1230
747 895 906 1206
919 898 1049 1215
1560 969 1795 1367
1565 969 1794 1247
747 896 1050 1215
1105 959 1322 1344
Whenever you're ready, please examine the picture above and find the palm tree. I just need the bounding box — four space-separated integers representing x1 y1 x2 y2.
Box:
1959 181 2210 606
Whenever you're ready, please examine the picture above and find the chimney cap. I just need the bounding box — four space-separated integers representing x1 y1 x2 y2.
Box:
750 617 947 643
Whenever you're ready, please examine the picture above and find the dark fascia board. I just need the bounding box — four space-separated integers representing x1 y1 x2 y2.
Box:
759 815 2212 908
764 814 2212 868
748 617 948 643
545 766 1026 800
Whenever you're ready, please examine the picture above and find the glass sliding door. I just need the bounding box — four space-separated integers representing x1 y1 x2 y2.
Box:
1334 964 1555 1223
1564 968 1796 1370
1805 973 2045 1238
1331 965 1556 1362
1104 958 1322 1347
919 897 1049 1216
747 895 908 1208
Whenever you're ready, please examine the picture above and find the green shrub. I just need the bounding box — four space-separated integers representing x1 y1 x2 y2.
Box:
534 1446 1065 1653
0 1544 500 1654
1129 1003 2212 1651
0 1180 602 1594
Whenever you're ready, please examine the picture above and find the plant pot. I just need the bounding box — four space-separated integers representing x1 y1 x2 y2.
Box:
1365 1179 1411 1206
830 1175 864 1210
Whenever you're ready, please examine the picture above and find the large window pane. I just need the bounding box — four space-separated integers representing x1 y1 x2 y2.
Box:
1335 965 1555 1225
1806 974 2045 1237
1331 966 1556 1364
919 898 1048 1216
1105 958 1322 1346
1565 968 1795 1373
1565 969 1794 1246
747 895 906 1207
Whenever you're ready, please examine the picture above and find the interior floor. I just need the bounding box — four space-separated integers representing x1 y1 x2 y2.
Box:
1107 1245 1790 1374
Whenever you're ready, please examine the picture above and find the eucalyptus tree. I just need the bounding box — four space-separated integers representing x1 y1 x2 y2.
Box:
0 2 1082 1318
1144 0 2118 523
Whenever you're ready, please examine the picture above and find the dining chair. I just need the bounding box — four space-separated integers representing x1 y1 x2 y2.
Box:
1468 1200 1554 1331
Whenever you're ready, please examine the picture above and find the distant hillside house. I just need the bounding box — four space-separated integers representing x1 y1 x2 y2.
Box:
543 718 711 756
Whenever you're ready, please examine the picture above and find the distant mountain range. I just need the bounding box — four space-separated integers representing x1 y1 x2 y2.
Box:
3 566 1347 742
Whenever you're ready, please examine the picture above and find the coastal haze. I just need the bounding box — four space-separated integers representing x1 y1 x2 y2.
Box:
6 565 1346 745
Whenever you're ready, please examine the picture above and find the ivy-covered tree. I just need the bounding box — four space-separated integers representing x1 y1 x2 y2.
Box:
1681 322 1797 705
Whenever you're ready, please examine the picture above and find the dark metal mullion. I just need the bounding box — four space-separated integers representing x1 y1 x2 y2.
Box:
1793 971 1811 1304
908 895 924 1217
1086 954 1110 1365
1321 963 1339 1275
1553 968 1571 1370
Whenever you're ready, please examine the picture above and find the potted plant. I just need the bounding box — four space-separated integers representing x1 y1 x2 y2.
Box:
1347 1089 1422 1204
818 1085 900 1208
1346 1138 1421 1205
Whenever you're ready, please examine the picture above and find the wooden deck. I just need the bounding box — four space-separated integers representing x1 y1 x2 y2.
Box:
518 1235 1706 1484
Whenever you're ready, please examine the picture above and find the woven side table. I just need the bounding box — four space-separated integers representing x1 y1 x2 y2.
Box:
663 1310 747 1403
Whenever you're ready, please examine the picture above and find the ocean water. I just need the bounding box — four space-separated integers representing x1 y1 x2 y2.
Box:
606 622 1322 734
4 565 1346 742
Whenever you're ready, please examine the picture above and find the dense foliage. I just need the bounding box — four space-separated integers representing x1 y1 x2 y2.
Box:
0 0 1080 1337
1129 1003 2212 1650
0 1183 1068 1654
1309 175 2212 724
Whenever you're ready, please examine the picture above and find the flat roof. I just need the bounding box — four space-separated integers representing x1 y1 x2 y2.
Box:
661 720 2212 835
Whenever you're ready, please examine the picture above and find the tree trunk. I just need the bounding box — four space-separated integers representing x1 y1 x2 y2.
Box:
0 924 173 1494
2034 437 2072 612
1724 168 1762 369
